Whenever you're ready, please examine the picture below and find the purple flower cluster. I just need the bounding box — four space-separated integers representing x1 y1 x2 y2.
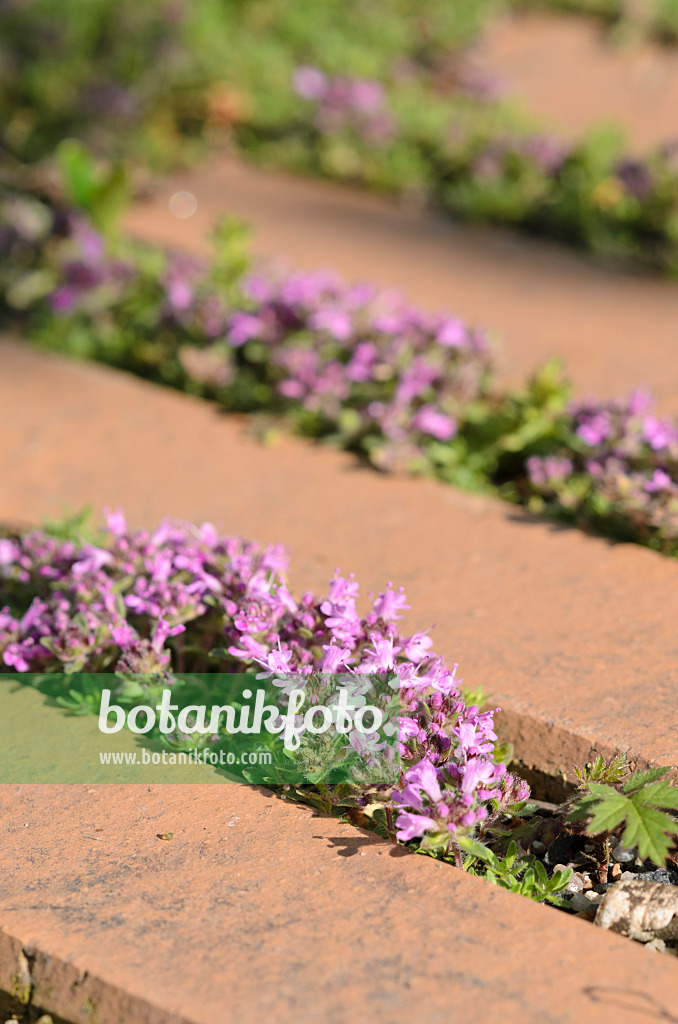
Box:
393 673 529 842
527 389 678 544
293 65 396 142
38 208 491 472
233 267 491 469
0 510 528 844
469 132 568 181
50 220 133 314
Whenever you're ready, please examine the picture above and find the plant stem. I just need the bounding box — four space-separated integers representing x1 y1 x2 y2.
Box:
385 805 397 844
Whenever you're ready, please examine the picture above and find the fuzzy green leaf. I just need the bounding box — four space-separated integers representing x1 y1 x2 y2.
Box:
546 867 573 892
457 835 497 865
534 859 548 886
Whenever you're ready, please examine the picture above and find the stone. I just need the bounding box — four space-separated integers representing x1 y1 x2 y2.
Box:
611 843 636 863
595 878 678 943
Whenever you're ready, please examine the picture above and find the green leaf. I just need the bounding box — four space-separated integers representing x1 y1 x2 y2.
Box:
546 867 573 892
544 893 572 908
505 840 517 870
636 780 678 810
57 139 99 209
505 801 539 818
621 801 678 865
577 778 678 864
585 785 630 834
520 867 535 897
623 767 671 793
419 830 452 854
492 741 513 765
457 835 497 866
534 859 548 886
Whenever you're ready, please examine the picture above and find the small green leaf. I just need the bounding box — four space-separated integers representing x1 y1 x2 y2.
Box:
492 741 514 765
544 893 572 908
457 835 497 866
520 867 535 897
534 860 548 886
546 867 573 892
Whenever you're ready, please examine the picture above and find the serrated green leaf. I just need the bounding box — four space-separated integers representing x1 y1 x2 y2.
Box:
583 786 630 835
623 767 671 792
602 752 630 784
636 780 678 810
622 800 678 865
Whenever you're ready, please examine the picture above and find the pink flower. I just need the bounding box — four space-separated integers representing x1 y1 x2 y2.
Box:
308 308 352 341
403 631 434 662
112 623 136 648
372 584 410 621
460 758 500 794
254 645 295 674
643 415 677 451
407 759 442 802
0 539 18 567
293 65 328 102
395 811 438 841
436 318 467 348
321 642 353 673
576 411 612 446
151 617 186 654
645 468 673 493
412 405 457 441
227 312 264 347
362 635 399 671
104 508 127 538
348 79 385 114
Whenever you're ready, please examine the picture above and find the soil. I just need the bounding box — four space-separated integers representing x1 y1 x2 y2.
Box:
494 798 678 952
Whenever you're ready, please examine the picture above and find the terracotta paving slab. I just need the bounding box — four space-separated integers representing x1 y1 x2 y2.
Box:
1 337 677 778
126 154 678 411
2 783 678 1024
477 10 678 152
2 341 678 1020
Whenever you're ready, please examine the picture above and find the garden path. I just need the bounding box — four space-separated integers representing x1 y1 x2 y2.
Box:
2 337 677 781
2 336 678 1023
477 9 678 152
127 153 678 412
